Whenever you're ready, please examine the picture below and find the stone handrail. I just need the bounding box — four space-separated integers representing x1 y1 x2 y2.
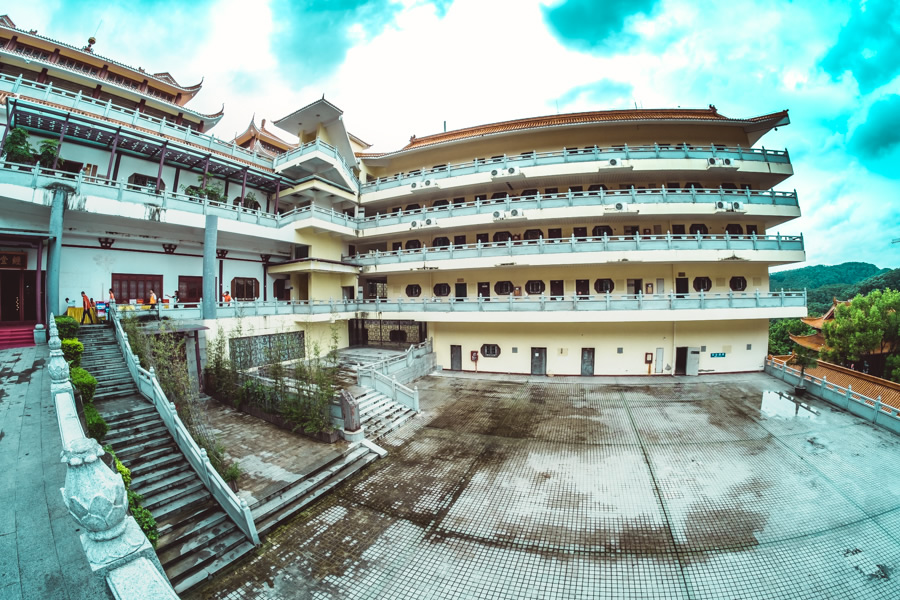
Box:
357 338 433 377
47 315 177 598
764 358 900 435
357 367 420 413
108 305 260 545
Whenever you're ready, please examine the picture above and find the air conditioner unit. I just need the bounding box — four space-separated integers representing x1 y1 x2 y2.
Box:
707 157 735 168
731 201 746 212
507 208 526 219
715 200 729 211
613 201 628 211
410 178 437 191
422 217 438 227
490 165 519 178
410 220 424 229
492 210 506 220
609 158 619 166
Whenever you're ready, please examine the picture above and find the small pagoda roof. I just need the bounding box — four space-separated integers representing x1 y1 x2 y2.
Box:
274 97 358 167
363 106 789 160
232 117 296 151
789 332 828 352
800 299 851 330
0 15 205 102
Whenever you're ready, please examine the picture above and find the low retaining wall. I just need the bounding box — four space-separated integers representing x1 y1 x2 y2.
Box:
765 358 900 435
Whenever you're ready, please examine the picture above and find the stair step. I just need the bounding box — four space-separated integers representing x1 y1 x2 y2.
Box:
158 517 238 568
367 410 416 440
170 536 255 594
114 437 176 463
131 460 189 489
129 452 187 479
142 479 206 512
156 496 218 537
106 422 168 445
253 446 372 522
255 451 378 534
105 412 161 433
156 508 227 552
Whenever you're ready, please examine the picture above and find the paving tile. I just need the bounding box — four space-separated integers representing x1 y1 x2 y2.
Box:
184 373 900 600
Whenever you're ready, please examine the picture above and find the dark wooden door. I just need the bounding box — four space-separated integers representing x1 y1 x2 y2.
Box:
581 348 595 376
531 347 547 375
451 345 462 370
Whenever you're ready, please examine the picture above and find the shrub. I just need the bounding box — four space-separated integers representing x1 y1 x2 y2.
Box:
223 461 242 483
130 504 158 548
61 338 84 367
54 316 80 339
70 367 97 403
83 403 108 442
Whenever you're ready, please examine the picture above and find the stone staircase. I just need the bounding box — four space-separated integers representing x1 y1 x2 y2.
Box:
250 442 381 537
357 389 417 440
77 324 138 399
102 401 255 594
0 325 35 350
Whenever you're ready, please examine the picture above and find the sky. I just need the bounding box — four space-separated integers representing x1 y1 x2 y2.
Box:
11 0 900 269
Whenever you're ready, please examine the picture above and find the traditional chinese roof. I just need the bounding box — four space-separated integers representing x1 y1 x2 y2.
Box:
365 107 789 157
800 299 850 330
232 117 296 153
789 332 828 352
0 15 205 103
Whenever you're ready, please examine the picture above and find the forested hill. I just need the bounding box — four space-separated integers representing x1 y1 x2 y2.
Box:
769 262 900 316
770 262 888 291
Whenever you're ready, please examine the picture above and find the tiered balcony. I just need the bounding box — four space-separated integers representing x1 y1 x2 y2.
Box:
346 233 805 272
143 289 807 323
361 144 792 203
273 139 359 192
357 187 800 234
0 74 266 167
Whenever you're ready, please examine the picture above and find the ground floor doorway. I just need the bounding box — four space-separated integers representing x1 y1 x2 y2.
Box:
0 269 43 323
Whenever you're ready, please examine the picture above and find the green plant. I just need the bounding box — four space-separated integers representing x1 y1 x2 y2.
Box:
792 345 818 387
104 445 132 488
222 461 242 483
54 315 80 339
182 176 225 203
130 504 158 548
84 403 108 442
60 338 84 367
1 127 35 165
36 139 64 168
70 367 97 403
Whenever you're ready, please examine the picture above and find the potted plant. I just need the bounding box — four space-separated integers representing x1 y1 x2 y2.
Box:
36 139 64 170
1 127 36 168
791 345 818 396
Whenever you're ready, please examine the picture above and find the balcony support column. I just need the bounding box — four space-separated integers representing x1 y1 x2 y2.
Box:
155 142 167 193
273 179 281 214
202 215 218 319
105 129 120 180
52 115 70 171
240 168 248 205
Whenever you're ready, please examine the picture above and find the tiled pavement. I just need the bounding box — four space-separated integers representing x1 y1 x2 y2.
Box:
0 346 112 600
192 373 900 599
202 398 351 506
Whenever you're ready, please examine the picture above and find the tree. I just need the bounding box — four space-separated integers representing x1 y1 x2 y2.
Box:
791 345 818 394
1 127 35 165
821 289 900 373
768 318 814 355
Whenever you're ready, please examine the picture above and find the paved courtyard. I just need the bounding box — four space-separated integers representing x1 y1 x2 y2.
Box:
189 373 900 599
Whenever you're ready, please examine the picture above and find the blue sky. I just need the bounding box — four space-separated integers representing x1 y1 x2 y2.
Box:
13 0 900 269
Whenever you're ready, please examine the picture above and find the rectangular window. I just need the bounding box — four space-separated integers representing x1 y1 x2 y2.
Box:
573 227 587 240
178 275 203 303
112 273 163 304
476 233 489 244
548 228 562 239
231 277 259 300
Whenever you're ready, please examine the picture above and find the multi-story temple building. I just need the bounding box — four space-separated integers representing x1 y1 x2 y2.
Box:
0 15 806 374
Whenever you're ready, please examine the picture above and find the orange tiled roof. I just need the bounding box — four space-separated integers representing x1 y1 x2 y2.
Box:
774 356 900 411
398 107 789 151
790 332 827 351
801 299 850 330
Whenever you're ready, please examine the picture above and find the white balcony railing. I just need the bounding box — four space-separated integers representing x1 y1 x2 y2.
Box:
362 143 791 193
272 138 360 191
346 233 805 267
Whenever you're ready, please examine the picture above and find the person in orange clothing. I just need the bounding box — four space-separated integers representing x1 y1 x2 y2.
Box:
80 291 94 324
222 290 232 304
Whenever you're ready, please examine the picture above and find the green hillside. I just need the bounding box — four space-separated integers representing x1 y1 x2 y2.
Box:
770 262 888 291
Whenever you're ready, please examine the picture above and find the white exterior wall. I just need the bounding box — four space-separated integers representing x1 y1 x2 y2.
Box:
431 319 769 376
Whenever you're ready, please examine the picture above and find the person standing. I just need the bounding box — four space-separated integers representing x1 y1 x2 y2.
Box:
149 289 157 308
108 288 116 304
222 290 232 304
80 291 94 324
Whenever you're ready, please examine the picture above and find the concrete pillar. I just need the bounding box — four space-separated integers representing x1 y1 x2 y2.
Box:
47 186 69 322
202 214 218 319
